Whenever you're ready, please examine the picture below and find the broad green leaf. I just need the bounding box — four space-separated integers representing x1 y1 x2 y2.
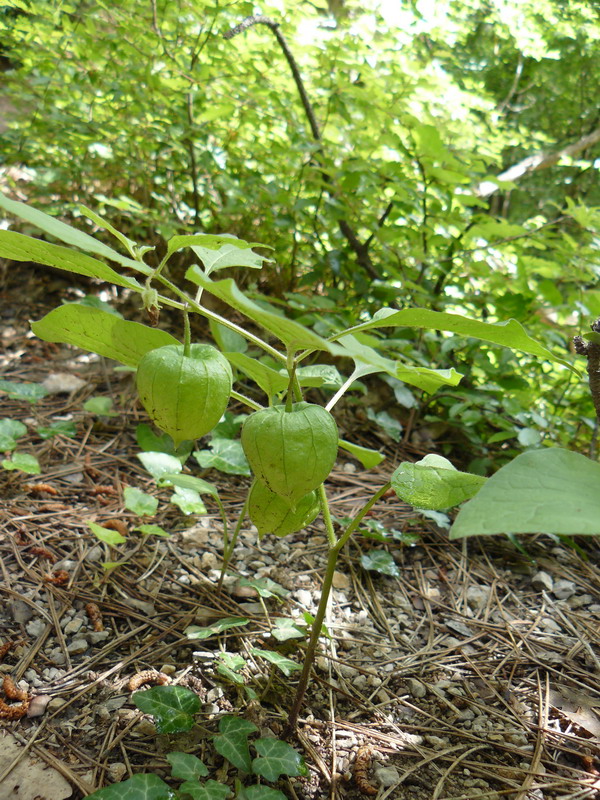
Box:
237 787 287 800
84 397 118 416
170 486 207 515
0 418 27 450
0 191 149 273
135 524 170 537
87 521 126 545
137 452 182 480
238 577 288 599
517 427 542 447
32 306 179 367
293 365 344 388
0 231 141 290
185 268 330 352
158 473 219 499
2 452 40 474
338 439 385 468
166 752 209 780
224 353 288 398
135 424 192 461
392 454 487 510
194 439 251 476
360 550 400 577
84 773 175 800
78 204 138 255
250 649 301 677
331 334 462 393
190 242 268 274
213 715 258 773
124 486 158 516
36 419 77 439
252 738 308 782
450 448 600 539
344 308 575 371
0 380 48 403
185 617 250 640
210 320 248 354
132 685 200 734
270 618 307 642
168 232 262 256
178 781 231 800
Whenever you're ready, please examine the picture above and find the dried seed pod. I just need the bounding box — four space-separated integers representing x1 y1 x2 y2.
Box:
136 344 232 446
248 480 320 539
241 402 338 505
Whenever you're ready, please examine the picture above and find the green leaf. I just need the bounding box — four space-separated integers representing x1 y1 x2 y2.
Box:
124 486 158 516
293 365 344 388
270 618 307 642
360 550 400 577
168 232 263 256
213 715 258 773
132 685 201 734
0 418 27 450
2 452 40 474
166 751 209 780
337 439 385 468
0 380 48 403
84 396 118 416
0 191 148 273
190 241 268 274
217 652 247 685
170 486 207 515
137 451 182 480
237 577 288 599
224 353 288 398
450 448 600 539
158 473 219 499
193 439 251 476
134 524 171 538
210 320 248 354
87 521 126 545
178 781 232 800
330 334 462 393
78 204 139 255
250 649 301 677
346 309 575 371
185 617 250 640
185 269 330 352
237 787 287 800
252 738 308 782
517 427 542 447
392 454 487 510
0 231 142 290
84 773 175 800
36 419 77 439
31 305 179 367
366 408 403 441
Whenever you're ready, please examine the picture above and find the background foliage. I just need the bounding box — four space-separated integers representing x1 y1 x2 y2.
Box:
1 0 600 470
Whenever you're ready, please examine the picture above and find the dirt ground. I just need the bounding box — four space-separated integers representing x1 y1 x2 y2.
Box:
1 264 599 800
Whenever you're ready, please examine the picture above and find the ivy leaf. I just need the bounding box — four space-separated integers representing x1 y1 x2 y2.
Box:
137 451 182 480
170 486 207 515
392 454 487 510
166 752 208 780
36 419 77 439
270 618 307 642
185 617 250 641
83 773 175 800
136 424 192 461
132 686 200 734
237 577 288 599
360 550 400 577
2 452 41 474
217 652 247 684
250 649 301 677
213 715 258 772
236 787 287 800
450 448 600 539
178 781 232 800
0 380 48 403
31 305 179 367
124 486 158 516
252 738 308 782
194 439 251 476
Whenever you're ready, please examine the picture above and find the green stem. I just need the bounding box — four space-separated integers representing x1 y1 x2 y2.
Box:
230 390 263 412
284 481 392 735
285 350 297 412
183 308 191 357
217 495 249 593
152 274 286 363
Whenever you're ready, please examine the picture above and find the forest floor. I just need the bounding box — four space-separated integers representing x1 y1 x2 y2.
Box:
1 264 600 800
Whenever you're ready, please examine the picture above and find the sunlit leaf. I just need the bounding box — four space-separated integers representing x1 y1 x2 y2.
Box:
132 685 200 734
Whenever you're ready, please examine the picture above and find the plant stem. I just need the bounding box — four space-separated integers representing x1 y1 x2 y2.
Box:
285 350 297 412
183 308 191 357
284 481 392 735
217 495 249 593
230 389 263 412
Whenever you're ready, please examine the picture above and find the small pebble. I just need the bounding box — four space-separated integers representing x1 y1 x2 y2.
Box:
67 638 88 654
531 571 553 592
64 618 83 635
407 678 426 698
26 619 46 638
295 589 313 607
27 695 51 717
553 579 577 600
107 763 127 783
374 766 400 787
